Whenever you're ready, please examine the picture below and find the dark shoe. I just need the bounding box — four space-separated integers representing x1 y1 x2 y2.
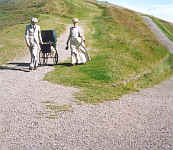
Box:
77 63 85 65
34 66 38 70
29 67 33 70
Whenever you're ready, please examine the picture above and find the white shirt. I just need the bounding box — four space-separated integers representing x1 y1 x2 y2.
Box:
71 26 80 38
25 24 43 46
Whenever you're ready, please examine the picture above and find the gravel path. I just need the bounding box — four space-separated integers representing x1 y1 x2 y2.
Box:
0 20 173 150
142 16 173 53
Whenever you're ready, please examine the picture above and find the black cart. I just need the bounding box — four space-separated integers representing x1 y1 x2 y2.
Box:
39 30 58 65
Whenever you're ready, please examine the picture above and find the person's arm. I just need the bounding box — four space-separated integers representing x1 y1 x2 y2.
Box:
67 27 72 45
25 25 30 47
66 27 72 50
78 27 85 42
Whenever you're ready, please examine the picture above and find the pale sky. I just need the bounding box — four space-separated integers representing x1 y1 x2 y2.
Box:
101 0 173 23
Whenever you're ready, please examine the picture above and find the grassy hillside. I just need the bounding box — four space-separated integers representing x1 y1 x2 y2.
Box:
45 2 173 103
1 0 173 103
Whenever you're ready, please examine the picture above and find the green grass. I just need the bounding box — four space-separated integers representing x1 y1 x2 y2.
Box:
46 104 73 119
46 104 72 112
129 54 173 89
40 101 73 118
0 0 44 29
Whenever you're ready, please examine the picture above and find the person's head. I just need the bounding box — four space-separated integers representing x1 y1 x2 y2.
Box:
72 18 79 26
31 17 38 25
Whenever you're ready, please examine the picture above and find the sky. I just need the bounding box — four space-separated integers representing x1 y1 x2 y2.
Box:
101 0 173 23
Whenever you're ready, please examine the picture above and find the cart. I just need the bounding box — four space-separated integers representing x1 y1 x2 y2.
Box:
39 30 58 65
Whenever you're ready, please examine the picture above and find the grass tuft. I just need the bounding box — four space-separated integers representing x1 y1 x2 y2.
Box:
46 104 73 112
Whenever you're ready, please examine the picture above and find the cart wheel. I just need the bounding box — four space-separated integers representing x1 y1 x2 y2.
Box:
39 51 43 66
39 51 48 65
44 53 49 65
53 51 58 65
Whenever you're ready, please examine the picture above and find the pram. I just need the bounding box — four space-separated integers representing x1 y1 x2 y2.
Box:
39 30 58 65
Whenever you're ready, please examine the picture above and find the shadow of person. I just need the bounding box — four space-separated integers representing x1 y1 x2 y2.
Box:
0 66 30 72
8 62 29 67
57 63 73 67
0 62 30 72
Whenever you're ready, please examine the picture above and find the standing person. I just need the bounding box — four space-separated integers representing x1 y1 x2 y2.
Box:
66 18 90 65
25 17 43 70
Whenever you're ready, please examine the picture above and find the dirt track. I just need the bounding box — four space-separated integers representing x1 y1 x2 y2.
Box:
0 20 173 150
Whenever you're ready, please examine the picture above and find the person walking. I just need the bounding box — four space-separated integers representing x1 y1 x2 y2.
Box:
25 17 43 70
66 18 90 65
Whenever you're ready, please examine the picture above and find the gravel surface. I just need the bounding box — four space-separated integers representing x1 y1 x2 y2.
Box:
0 21 173 150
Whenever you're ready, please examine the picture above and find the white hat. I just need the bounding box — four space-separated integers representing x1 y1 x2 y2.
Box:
31 17 38 23
72 18 79 23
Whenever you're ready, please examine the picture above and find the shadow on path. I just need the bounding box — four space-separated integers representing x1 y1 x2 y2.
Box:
39 63 73 67
0 62 30 72
0 62 74 73
8 62 29 67
0 66 30 72
57 63 73 67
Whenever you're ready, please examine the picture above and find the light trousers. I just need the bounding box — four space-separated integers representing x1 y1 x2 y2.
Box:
29 43 39 68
